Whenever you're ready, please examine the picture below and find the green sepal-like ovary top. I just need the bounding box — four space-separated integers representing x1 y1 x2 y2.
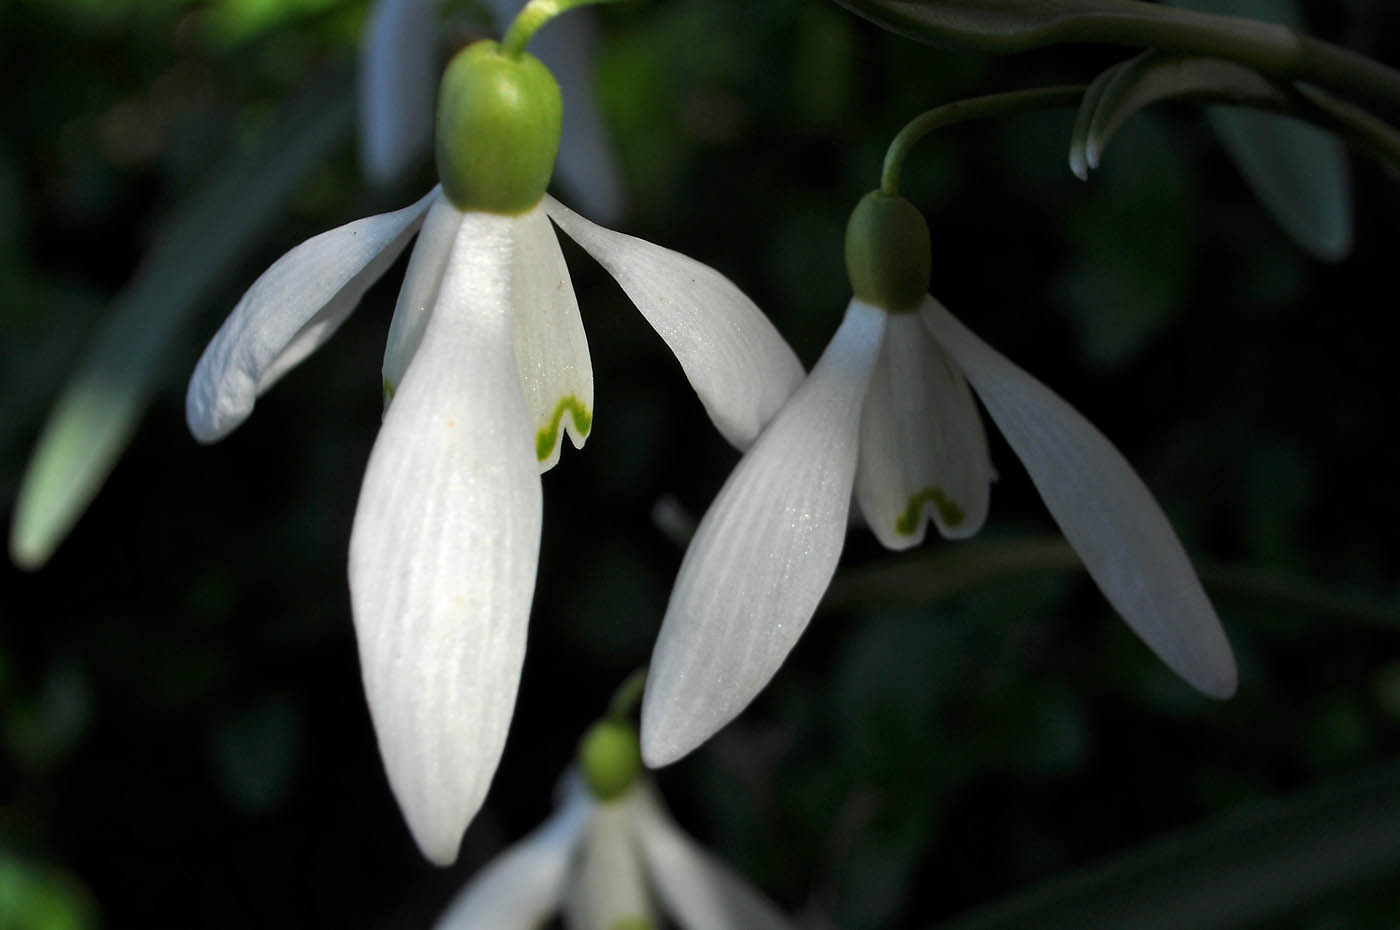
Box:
435 40 563 214
845 190 931 314
579 719 643 802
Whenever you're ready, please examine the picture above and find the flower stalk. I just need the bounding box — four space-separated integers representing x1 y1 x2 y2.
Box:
501 0 628 58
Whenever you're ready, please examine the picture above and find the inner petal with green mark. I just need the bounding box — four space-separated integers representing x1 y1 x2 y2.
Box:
536 394 592 463
895 486 965 536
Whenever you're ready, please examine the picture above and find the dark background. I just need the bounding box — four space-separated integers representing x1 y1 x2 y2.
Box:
3 0 1400 927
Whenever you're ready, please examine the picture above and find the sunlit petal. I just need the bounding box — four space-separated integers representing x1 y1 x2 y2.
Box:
562 800 655 930
544 197 804 450
433 784 592 929
641 300 885 766
922 297 1237 699
855 310 992 549
511 203 593 471
383 193 462 403
359 0 440 185
186 189 437 443
349 212 544 865
632 785 795 930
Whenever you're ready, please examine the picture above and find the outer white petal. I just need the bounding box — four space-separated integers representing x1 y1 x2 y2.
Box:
383 193 463 401
349 212 544 865
631 785 796 930
641 300 885 766
543 196 804 450
359 0 440 185
562 800 655 930
186 188 437 443
855 311 993 550
921 298 1237 699
511 203 593 471
433 786 592 930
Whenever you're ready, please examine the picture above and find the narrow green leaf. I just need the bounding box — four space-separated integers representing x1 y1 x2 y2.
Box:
1167 0 1351 260
9 72 354 569
935 759 1400 930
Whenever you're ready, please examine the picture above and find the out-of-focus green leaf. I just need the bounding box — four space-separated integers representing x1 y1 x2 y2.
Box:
1167 0 1352 260
208 695 304 813
934 759 1400 930
8 72 354 570
0 854 98 930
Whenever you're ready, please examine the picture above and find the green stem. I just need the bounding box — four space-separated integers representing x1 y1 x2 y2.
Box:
501 0 625 58
881 86 1085 195
830 0 1400 117
607 668 649 720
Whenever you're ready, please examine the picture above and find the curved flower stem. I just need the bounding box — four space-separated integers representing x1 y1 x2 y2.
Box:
501 0 627 58
881 86 1086 196
607 667 649 720
831 0 1400 117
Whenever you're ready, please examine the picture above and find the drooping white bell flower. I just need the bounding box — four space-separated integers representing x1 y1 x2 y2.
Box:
641 191 1237 767
433 722 795 930
187 36 802 865
360 0 624 222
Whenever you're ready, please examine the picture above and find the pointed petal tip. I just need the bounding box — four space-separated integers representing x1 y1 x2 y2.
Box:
638 711 698 770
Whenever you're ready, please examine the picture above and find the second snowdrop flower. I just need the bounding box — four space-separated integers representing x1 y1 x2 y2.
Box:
642 190 1237 766
188 17 801 865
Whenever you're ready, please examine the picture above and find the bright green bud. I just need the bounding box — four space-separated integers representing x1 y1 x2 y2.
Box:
435 40 562 214
844 191 931 314
579 719 642 801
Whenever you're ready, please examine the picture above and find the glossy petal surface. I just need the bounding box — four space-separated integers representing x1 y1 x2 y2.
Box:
641 300 885 766
922 298 1237 698
855 310 993 549
383 192 461 401
349 212 544 864
562 800 654 930
544 197 803 449
186 189 436 442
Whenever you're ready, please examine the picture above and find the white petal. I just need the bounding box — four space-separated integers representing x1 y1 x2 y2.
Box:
186 188 437 443
855 311 993 549
631 785 795 930
359 0 440 185
511 203 594 471
641 300 885 766
562 800 655 930
921 298 1237 699
433 786 592 930
383 194 464 401
544 196 804 450
349 212 544 865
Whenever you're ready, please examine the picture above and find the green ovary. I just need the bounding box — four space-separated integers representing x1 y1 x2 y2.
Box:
536 395 592 461
895 486 965 535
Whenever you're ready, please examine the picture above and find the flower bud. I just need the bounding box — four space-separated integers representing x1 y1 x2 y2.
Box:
579 719 642 801
435 40 563 214
844 190 931 313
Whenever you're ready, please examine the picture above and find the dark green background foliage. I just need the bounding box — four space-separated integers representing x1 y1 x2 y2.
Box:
3 1 1400 927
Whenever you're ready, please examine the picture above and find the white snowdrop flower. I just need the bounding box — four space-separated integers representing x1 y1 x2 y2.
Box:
360 0 624 222
434 722 795 930
187 36 801 865
641 191 1237 766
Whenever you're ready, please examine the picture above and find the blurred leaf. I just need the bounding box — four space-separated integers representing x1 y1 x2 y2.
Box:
0 854 98 930
208 695 304 813
1058 116 1195 368
1166 0 1353 261
935 758 1400 930
9 71 354 570
3 663 94 774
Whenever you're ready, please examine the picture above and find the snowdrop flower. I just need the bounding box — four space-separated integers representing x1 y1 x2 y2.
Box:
361 0 623 222
642 190 1237 766
433 721 795 930
187 27 801 864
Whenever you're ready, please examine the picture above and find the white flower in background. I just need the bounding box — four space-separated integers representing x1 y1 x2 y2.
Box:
188 35 802 865
434 775 795 930
641 191 1237 767
361 0 624 223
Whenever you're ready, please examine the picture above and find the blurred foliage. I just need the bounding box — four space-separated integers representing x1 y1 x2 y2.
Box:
3 0 1400 928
